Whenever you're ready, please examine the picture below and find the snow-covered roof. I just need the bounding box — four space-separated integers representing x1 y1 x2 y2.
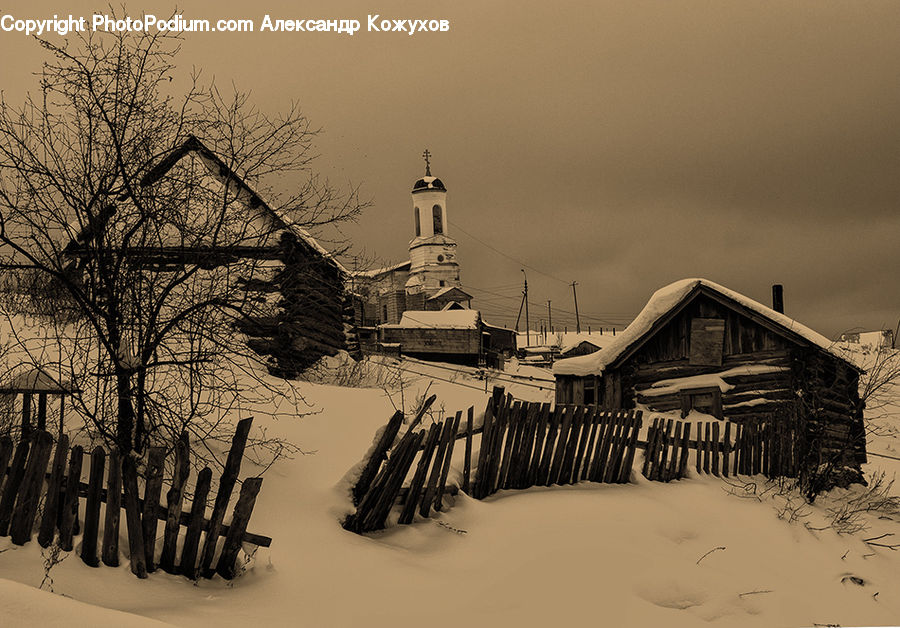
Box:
428 286 472 301
349 260 411 279
554 278 851 377
559 333 606 355
0 368 75 394
384 310 480 330
412 175 447 192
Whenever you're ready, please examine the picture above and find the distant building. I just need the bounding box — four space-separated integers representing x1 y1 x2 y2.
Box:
840 329 894 350
349 152 514 363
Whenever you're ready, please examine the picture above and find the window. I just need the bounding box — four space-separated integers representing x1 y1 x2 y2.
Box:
382 305 388 322
437 255 444 262
439 280 445 287
689 318 725 366
432 205 443 234
414 207 421 236
679 386 723 419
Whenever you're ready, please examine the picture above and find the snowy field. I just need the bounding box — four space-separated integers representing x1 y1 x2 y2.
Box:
0 352 899 627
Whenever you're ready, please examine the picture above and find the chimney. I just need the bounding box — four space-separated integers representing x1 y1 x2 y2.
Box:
772 284 784 314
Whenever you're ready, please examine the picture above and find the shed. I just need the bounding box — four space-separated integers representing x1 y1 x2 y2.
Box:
553 278 866 471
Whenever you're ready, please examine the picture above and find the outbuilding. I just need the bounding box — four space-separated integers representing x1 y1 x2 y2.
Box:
553 279 866 470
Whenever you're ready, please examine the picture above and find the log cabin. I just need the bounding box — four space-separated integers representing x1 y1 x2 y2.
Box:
62 136 348 378
553 279 866 471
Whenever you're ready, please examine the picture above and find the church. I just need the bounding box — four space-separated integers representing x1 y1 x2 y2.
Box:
348 152 515 366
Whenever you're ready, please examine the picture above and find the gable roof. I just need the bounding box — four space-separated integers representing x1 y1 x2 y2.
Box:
140 135 347 274
553 278 855 377
427 286 472 301
382 310 480 330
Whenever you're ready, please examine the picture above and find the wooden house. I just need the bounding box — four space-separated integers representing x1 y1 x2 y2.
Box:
553 279 866 470
63 136 348 378
379 310 516 368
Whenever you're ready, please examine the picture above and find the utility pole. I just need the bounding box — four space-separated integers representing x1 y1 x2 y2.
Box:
571 281 581 334
547 300 552 336
522 269 530 347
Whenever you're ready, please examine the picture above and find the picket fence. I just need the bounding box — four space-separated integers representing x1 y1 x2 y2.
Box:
0 417 271 580
345 388 803 534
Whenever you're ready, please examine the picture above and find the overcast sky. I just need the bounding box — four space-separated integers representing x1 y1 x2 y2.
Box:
2 0 899 338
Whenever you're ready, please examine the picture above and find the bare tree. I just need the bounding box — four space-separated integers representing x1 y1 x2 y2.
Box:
0 22 362 458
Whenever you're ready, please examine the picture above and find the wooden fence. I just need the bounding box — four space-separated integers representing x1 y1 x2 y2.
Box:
344 387 804 534
642 415 800 481
0 417 271 580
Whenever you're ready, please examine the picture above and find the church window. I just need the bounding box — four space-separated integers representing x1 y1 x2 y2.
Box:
432 205 443 234
414 207 421 236
440 280 446 287
437 255 444 262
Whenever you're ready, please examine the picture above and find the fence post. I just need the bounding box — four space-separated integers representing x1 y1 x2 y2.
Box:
215 477 263 580
38 434 69 548
10 431 53 545
80 446 106 567
102 449 122 567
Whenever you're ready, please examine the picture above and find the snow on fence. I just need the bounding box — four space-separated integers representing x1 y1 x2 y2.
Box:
0 417 271 580
344 387 803 534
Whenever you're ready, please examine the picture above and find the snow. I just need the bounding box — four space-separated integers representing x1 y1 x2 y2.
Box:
0 342 898 627
554 278 851 377
638 365 789 397
349 260 411 279
385 309 480 330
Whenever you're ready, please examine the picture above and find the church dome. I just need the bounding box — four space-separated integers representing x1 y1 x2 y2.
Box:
412 175 446 193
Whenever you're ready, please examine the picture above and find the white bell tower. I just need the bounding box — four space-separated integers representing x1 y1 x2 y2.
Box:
406 150 461 296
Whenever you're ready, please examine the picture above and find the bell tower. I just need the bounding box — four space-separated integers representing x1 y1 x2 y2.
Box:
406 149 461 296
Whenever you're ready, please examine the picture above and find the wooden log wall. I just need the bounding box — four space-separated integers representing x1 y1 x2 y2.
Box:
0 419 271 581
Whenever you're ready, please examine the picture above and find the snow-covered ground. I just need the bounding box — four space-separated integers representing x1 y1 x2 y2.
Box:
0 350 899 627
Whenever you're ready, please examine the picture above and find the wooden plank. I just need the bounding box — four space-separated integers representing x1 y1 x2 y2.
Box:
10 431 53 545
572 406 595 483
348 427 416 531
711 422 720 477
505 402 528 489
179 466 212 578
514 403 538 489
703 423 711 474
677 422 691 478
641 418 659 479
80 447 105 566
497 402 522 490
754 421 763 475
559 406 585 484
435 412 462 511
594 411 617 482
528 403 551 486
619 413 643 483
423 418 457 516
160 433 191 575
102 449 121 567
0 440 30 536
472 397 495 499
121 454 147 578
38 434 69 548
398 422 441 525
733 424 742 476
655 419 674 482
367 430 423 530
0 437 13 487
463 406 474 494
581 407 601 481
537 405 560 486
666 422 683 481
486 396 509 496
604 414 630 484
722 423 731 478
215 477 263 580
58 446 84 553
199 417 253 578
695 423 703 475
548 406 573 485
353 410 404 505
141 446 166 572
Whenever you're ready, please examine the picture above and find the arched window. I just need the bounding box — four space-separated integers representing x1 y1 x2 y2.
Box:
414 207 421 236
432 205 443 234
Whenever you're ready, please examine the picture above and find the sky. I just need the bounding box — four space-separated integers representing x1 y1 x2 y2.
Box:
1 0 898 338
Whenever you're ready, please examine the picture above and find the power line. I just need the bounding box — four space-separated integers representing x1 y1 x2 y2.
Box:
449 220 570 285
